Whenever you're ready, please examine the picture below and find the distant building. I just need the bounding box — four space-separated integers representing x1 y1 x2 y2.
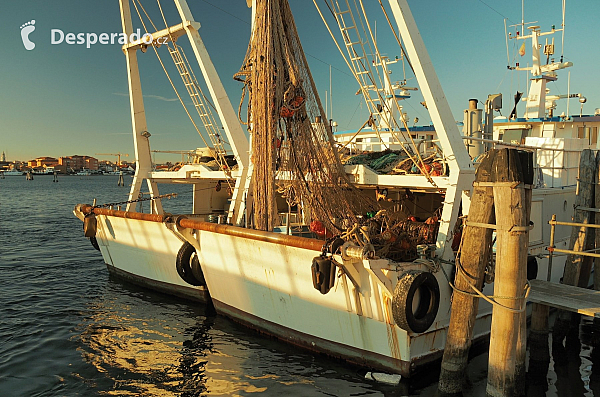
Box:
59 155 99 171
1 151 5 162
28 157 59 168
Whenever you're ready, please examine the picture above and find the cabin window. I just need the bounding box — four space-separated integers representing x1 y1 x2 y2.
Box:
593 127 598 145
578 127 586 139
411 134 417 139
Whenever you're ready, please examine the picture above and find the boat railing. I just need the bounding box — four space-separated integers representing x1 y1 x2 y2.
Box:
463 136 580 189
340 138 441 157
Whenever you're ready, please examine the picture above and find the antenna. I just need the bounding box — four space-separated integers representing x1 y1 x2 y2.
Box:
504 18 510 67
521 0 525 38
560 0 566 62
567 70 571 118
329 64 333 121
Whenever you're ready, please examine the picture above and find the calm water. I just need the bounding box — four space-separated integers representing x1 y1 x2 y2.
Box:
0 175 598 396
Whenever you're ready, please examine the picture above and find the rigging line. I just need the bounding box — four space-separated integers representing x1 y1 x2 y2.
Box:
345 98 363 128
321 1 396 146
178 44 223 122
158 0 233 187
313 2 378 124
476 0 517 25
340 117 371 150
131 0 211 149
352 0 388 98
358 1 441 189
357 0 435 185
135 0 159 32
306 54 353 78
158 0 226 146
314 0 430 179
375 0 414 75
201 0 249 25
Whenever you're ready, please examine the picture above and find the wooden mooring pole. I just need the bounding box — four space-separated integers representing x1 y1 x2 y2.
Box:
553 149 596 343
486 149 531 397
595 150 600 295
438 151 496 396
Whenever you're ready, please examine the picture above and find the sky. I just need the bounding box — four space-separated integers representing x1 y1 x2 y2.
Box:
1 0 599 163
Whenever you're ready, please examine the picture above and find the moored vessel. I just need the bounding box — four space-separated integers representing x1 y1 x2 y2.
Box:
74 0 596 376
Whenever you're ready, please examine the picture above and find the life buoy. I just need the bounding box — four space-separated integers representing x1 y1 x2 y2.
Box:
176 242 206 286
392 270 440 333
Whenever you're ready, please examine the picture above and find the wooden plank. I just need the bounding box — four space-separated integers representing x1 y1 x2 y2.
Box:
528 279 600 318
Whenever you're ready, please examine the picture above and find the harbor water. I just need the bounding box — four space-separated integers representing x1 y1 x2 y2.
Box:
0 175 598 396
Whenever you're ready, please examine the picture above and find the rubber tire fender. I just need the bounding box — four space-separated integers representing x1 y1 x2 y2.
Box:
176 242 205 286
392 270 440 334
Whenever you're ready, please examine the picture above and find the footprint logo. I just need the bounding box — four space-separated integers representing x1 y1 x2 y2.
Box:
20 20 36 51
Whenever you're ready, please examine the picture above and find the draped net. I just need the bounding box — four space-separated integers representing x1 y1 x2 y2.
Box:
235 0 375 233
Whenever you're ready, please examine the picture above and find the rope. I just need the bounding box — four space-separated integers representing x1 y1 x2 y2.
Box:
314 0 443 191
94 192 178 209
446 222 530 313
130 0 211 150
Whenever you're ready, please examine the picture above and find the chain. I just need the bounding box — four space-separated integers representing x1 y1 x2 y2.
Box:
93 193 178 209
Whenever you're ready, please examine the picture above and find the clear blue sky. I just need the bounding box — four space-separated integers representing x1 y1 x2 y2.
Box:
1 0 598 163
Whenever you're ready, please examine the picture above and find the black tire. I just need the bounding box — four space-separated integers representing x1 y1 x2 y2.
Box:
392 270 440 333
176 242 205 286
89 236 100 251
527 255 538 280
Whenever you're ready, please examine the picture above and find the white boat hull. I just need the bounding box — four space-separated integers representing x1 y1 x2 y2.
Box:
133 217 495 375
93 214 209 302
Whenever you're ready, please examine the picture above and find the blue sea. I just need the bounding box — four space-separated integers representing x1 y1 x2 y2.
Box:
0 175 598 396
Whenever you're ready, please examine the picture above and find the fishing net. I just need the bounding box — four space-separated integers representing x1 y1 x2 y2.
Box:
235 0 376 232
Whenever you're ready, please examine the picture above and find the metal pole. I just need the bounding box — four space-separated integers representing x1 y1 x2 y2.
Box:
547 214 556 281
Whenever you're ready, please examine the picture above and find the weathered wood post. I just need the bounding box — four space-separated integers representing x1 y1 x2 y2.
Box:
486 149 531 397
594 150 600 294
515 150 533 394
553 149 596 343
438 151 496 396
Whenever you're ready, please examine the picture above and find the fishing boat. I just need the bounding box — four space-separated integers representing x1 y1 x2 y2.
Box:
1 169 24 176
74 0 597 377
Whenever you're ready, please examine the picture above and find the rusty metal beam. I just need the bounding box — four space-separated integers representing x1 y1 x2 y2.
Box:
78 204 325 252
178 217 325 252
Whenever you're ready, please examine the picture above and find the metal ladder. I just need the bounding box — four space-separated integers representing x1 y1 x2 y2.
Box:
169 45 232 177
329 1 387 120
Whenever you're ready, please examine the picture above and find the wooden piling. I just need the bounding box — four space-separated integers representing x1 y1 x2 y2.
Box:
515 151 533 395
553 149 596 343
486 149 531 397
595 150 600 293
438 151 496 396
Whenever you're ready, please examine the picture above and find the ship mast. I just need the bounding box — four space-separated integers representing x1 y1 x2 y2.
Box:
509 1 572 119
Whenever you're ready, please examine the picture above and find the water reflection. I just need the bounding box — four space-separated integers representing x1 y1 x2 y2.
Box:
75 277 213 396
527 314 600 397
73 276 402 396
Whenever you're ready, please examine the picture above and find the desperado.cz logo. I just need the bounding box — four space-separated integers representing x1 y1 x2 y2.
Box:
20 20 167 50
51 28 167 48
